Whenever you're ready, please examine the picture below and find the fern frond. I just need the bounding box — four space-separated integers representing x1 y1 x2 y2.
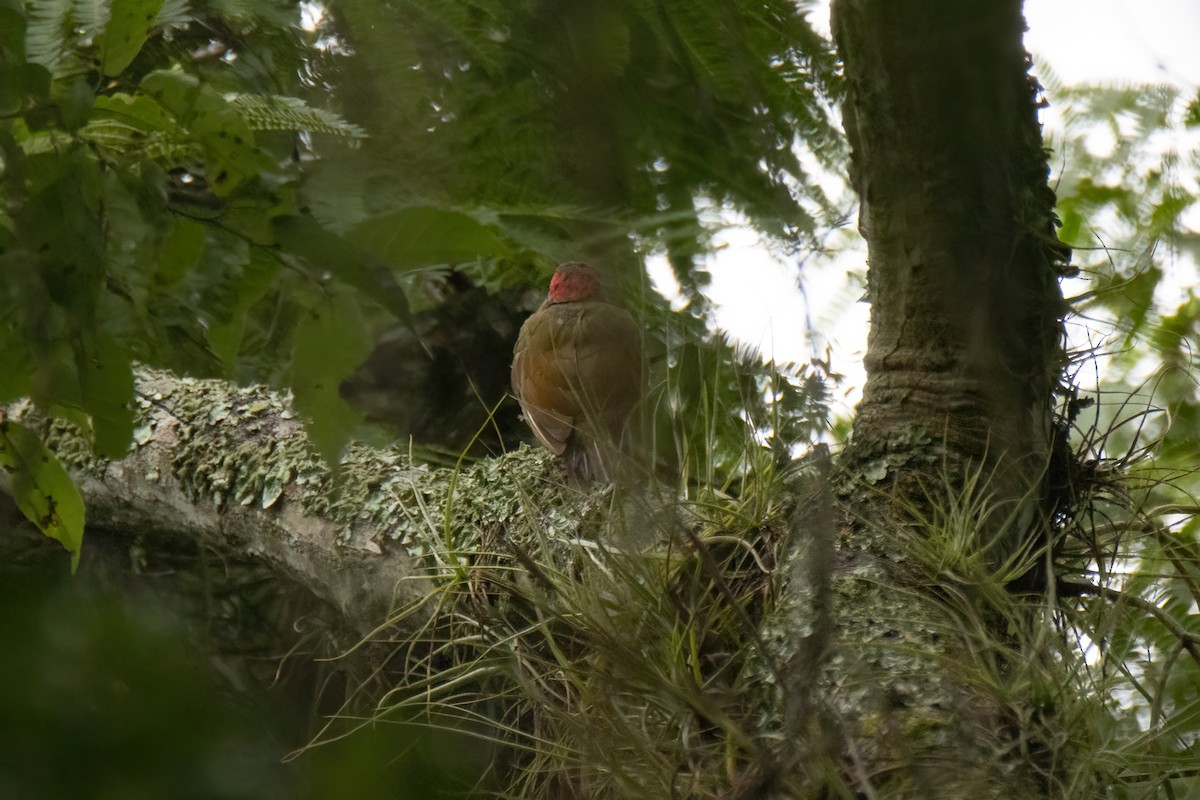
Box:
24 0 73 75
227 94 368 138
154 0 193 36
82 118 201 163
24 0 113 78
71 0 109 36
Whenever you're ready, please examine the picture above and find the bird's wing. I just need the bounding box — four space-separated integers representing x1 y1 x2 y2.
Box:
512 306 580 454
512 301 642 453
569 303 642 434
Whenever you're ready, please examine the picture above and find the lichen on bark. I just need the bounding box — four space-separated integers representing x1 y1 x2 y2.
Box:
7 368 602 632
755 1 1078 794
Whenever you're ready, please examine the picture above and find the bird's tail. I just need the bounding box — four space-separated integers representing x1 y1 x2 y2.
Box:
563 437 613 485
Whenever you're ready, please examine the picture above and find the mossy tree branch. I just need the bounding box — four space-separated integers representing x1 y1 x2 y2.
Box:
5 369 576 635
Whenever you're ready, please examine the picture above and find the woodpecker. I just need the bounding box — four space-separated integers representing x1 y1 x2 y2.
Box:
511 262 641 482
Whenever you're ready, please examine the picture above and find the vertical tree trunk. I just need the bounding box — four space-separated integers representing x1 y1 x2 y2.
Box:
834 0 1069 538
762 3 1075 796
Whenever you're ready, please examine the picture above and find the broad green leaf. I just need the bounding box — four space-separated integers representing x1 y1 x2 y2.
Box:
141 70 267 195
0 256 35 400
100 0 165 76
0 65 22 116
16 159 105 318
93 92 180 133
0 419 85 572
289 290 370 462
273 215 412 327
158 218 206 283
0 62 50 116
55 76 95 130
580 4 631 75
0 2 26 63
99 169 155 307
203 248 279 371
351 207 510 271
1057 205 1082 246
76 331 135 459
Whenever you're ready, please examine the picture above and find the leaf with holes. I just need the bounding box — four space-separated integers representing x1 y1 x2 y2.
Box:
76 330 135 459
0 419 85 572
100 0 165 76
289 289 371 462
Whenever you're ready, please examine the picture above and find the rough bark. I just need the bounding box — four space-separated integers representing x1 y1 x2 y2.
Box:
834 0 1069 532
5 369 578 635
757 1 1074 796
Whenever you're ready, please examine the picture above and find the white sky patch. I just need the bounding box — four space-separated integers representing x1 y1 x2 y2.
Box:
705 225 812 365
804 0 832 40
300 1 324 33
1025 0 1200 87
645 253 686 312
1082 125 1117 160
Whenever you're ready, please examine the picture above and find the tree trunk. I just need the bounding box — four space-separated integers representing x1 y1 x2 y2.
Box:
834 0 1069 528
758 1 1075 795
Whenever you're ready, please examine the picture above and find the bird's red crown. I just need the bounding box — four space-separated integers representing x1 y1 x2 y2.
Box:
547 262 602 304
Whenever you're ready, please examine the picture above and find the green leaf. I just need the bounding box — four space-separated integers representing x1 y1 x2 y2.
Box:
578 4 630 75
16 157 105 316
289 290 370 462
0 2 26 63
1056 205 1082 246
0 268 35 401
55 76 95 130
0 419 85 572
1185 91 1200 128
158 217 206 283
0 65 21 116
202 247 279 371
273 215 413 326
141 70 267 195
76 330 135 459
100 0 165 76
93 92 180 132
351 207 511 271
0 62 51 116
23 0 69 75
226 94 367 138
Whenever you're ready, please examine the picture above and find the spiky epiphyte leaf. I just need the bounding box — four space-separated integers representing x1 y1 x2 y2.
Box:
1038 70 1200 782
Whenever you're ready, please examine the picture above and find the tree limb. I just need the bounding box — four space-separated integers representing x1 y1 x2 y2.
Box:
5 368 568 634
